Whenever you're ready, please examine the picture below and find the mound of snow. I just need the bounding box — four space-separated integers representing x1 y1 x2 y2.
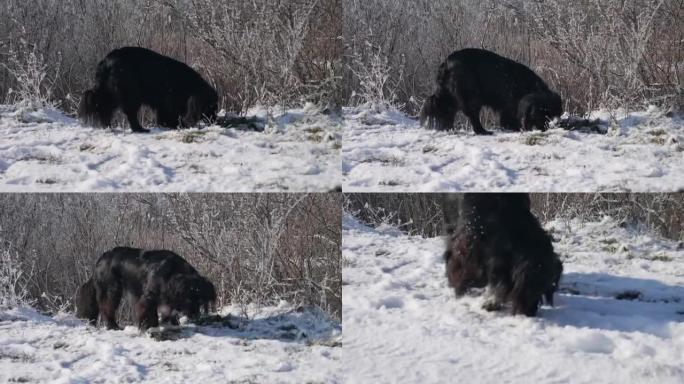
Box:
342 214 684 383
0 302 341 383
0 104 341 192
342 105 684 191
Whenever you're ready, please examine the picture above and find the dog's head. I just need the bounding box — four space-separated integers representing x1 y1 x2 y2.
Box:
511 257 559 317
519 92 563 131
78 88 113 127
185 87 219 126
420 91 457 131
168 274 217 319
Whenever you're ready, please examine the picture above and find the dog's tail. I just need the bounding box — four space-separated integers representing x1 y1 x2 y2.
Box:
75 278 98 325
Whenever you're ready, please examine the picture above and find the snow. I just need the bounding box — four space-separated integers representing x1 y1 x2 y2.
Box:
0 104 341 192
342 105 684 192
342 214 684 384
0 302 341 383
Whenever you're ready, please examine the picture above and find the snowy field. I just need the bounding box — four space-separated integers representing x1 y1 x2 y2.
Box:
0 302 341 383
342 106 684 192
0 104 341 192
342 214 684 384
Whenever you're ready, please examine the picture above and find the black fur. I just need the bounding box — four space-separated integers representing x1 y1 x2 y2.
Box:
79 47 218 133
76 247 217 330
518 92 563 132
75 277 98 324
420 49 562 134
545 257 563 306
443 194 562 316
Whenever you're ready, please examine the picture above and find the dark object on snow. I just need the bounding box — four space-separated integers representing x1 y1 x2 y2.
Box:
614 290 642 301
148 326 184 341
194 314 234 327
215 114 266 131
76 247 216 331
420 48 562 134
518 93 563 132
443 194 562 317
78 47 218 133
545 257 563 306
556 116 607 134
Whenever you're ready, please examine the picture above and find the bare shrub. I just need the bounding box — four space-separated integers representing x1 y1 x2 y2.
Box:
500 0 677 110
344 193 444 237
0 243 34 309
346 41 405 110
346 193 684 241
530 193 684 240
2 29 60 110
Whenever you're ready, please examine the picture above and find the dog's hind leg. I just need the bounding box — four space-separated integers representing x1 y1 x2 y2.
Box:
97 281 123 330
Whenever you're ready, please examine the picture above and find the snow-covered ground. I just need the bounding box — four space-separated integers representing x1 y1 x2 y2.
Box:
342 214 684 384
0 302 341 383
342 106 684 192
0 104 341 192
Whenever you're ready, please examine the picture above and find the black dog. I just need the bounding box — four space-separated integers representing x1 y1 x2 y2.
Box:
443 194 562 316
420 49 562 134
79 47 218 133
76 247 216 330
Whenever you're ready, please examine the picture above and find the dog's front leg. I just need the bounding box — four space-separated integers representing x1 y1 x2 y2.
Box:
134 292 159 331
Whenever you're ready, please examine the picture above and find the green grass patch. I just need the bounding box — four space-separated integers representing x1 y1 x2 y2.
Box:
646 129 668 145
645 253 673 262
342 256 355 268
647 128 667 136
650 136 667 145
181 130 208 143
522 132 548 146
79 143 95 152
379 180 402 187
36 177 58 185
422 145 438 154
304 126 325 142
360 157 404 167
308 339 342 348
600 238 623 253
